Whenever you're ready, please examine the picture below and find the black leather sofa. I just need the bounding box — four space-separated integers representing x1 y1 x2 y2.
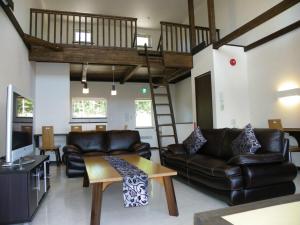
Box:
162 128 298 205
63 130 151 178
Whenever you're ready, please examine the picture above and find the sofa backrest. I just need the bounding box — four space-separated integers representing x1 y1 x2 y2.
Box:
200 129 227 158
107 130 141 152
253 129 284 154
200 128 284 160
67 131 107 153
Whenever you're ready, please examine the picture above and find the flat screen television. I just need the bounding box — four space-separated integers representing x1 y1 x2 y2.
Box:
4 84 34 165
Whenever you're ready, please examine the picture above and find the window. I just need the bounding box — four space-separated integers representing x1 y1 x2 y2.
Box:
136 34 151 48
74 31 91 43
135 99 152 127
16 97 33 118
72 98 107 118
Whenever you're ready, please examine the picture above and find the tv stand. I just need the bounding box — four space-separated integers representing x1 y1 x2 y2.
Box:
0 155 50 224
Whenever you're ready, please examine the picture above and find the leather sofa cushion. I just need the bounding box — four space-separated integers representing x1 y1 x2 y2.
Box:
242 162 297 188
222 129 241 159
67 131 107 153
227 153 284 165
163 153 188 170
253 129 284 154
109 150 137 156
200 129 227 158
221 129 285 159
67 152 105 163
187 154 241 178
107 130 140 151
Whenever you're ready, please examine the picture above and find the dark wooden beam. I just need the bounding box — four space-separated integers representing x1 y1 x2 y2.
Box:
188 0 196 49
29 45 193 69
120 65 141 84
244 20 300 51
207 0 217 43
23 34 63 51
213 0 300 49
166 68 190 82
163 52 193 68
0 1 28 48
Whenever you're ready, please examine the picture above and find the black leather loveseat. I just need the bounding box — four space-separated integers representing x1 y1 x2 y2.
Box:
63 130 151 177
162 128 297 205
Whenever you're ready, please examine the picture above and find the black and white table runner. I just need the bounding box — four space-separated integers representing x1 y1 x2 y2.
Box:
103 156 149 208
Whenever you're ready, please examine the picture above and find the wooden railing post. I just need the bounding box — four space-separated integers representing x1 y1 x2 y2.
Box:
207 0 217 44
188 0 196 50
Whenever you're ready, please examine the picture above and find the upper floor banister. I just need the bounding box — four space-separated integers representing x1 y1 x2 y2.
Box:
159 21 220 53
29 8 138 48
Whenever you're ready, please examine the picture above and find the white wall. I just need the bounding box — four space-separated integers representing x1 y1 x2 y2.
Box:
173 77 193 123
213 46 250 128
35 63 70 134
247 29 300 128
191 45 250 129
14 0 44 33
0 8 36 157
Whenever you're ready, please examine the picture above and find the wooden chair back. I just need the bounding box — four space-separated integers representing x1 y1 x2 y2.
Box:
42 126 55 149
268 119 283 130
96 125 106 131
71 125 82 132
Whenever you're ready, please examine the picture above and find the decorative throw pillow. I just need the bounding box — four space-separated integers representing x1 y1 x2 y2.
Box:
231 123 261 155
183 127 207 155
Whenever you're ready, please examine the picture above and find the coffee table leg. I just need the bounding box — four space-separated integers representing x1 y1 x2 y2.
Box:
83 169 89 187
163 176 179 216
91 183 103 225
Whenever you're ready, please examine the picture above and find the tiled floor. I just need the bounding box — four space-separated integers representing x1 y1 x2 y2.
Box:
23 151 299 225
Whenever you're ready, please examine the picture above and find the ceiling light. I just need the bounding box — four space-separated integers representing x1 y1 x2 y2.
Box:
111 65 117 96
82 82 89 94
111 84 117 96
82 63 88 83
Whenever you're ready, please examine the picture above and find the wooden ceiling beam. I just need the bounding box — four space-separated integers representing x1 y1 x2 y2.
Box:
166 68 190 82
213 0 300 49
244 20 300 52
120 65 141 84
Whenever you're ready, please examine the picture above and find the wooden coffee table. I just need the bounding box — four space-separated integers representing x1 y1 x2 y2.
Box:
83 155 178 225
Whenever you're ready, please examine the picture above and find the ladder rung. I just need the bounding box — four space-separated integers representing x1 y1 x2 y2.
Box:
155 103 169 106
158 124 173 127
152 83 167 87
154 93 168 96
160 135 175 138
157 114 171 116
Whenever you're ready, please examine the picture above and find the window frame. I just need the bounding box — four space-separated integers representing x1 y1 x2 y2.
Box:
136 34 152 48
73 30 92 44
71 97 108 119
135 99 153 128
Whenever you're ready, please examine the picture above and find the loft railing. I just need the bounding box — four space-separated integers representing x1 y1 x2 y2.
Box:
30 8 137 48
159 21 220 53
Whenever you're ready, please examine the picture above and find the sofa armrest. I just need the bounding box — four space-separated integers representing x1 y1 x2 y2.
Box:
227 153 285 166
63 145 81 155
132 142 150 152
167 144 187 155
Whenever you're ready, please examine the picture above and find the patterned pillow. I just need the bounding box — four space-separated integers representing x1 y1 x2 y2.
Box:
232 124 261 155
183 127 207 155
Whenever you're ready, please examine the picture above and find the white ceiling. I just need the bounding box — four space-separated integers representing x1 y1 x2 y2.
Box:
41 0 202 29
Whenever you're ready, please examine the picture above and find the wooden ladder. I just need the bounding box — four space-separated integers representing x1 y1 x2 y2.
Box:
144 45 179 161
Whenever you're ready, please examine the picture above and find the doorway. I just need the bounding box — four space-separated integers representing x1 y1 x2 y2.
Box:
195 72 213 129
